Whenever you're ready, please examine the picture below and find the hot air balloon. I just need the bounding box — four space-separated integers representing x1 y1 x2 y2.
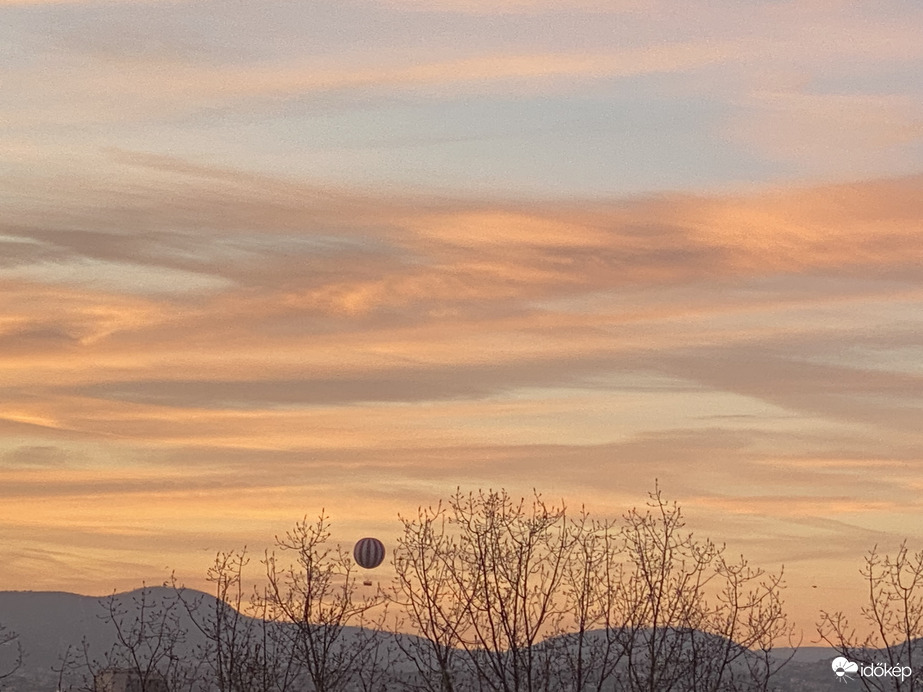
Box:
353 537 385 569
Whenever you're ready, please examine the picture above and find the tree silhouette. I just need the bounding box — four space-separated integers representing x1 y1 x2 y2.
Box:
612 486 794 692
0 621 22 687
819 541 923 692
392 485 793 692
394 489 578 692
178 549 301 692
392 501 468 692
261 511 391 692
63 585 201 692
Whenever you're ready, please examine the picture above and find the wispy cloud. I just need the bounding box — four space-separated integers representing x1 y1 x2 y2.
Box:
2 445 70 467
3 160 921 484
2 47 738 130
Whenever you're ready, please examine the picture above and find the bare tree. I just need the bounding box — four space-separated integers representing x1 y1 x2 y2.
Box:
449 488 578 692
0 621 23 688
394 488 579 692
613 486 794 692
261 511 388 692
394 486 793 692
346 614 402 692
392 501 470 692
178 549 301 692
63 585 202 692
544 509 624 692
818 541 923 692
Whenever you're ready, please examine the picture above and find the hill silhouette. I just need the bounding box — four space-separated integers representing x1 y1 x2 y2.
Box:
0 587 845 691
0 587 416 691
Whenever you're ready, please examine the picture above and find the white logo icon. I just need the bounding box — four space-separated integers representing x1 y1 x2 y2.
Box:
831 657 915 683
832 657 859 682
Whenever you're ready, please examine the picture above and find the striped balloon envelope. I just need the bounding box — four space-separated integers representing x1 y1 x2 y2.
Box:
353 537 385 569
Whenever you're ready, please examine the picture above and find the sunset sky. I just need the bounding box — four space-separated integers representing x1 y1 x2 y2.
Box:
2 0 923 637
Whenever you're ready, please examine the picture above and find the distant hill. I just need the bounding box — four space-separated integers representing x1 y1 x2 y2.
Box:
0 587 214 690
0 588 847 691
0 587 416 691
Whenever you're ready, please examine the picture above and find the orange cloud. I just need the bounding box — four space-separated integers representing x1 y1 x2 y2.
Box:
2 157 923 635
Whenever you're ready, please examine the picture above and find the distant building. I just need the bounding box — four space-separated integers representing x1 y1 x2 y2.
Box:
94 668 168 692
